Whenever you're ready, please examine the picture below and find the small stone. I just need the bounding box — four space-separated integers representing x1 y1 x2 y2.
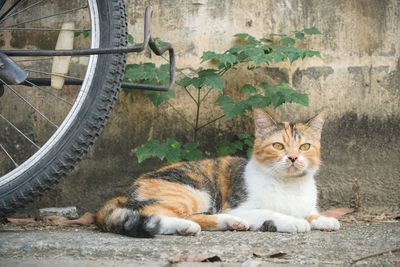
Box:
39 207 78 219
23 244 32 252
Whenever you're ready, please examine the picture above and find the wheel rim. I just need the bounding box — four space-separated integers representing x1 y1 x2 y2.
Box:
0 0 100 186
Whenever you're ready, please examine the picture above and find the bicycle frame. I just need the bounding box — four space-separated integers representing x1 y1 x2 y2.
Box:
0 6 175 92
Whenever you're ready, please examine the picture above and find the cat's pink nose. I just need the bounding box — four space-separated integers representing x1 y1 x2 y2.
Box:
288 155 298 162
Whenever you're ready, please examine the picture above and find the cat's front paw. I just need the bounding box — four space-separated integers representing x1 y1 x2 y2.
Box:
275 217 311 233
310 216 340 231
177 220 201 236
217 214 249 231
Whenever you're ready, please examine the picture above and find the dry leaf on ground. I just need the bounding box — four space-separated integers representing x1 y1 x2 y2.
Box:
253 251 289 259
7 217 37 226
321 208 354 218
168 252 222 263
43 215 68 225
58 212 95 226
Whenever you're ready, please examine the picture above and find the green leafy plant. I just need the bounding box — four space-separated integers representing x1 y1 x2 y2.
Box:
124 28 322 163
74 30 90 38
217 133 255 158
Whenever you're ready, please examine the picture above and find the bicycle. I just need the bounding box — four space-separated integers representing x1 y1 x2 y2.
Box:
0 0 175 218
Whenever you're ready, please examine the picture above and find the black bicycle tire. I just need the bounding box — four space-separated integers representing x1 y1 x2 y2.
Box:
0 0 127 218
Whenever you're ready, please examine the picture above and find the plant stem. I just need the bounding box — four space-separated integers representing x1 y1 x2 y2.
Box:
200 87 213 103
166 102 195 129
193 88 202 142
184 87 198 104
197 114 225 131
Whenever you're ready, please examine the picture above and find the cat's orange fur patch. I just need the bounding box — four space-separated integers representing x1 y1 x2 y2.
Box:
221 202 231 212
136 178 207 218
217 157 232 202
306 214 320 223
187 214 218 229
95 195 127 230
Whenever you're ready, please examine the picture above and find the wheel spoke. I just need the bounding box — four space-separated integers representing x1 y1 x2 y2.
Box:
0 79 59 129
25 80 73 106
25 69 84 81
0 27 91 31
5 6 88 28
0 0 24 22
0 113 40 149
0 143 18 167
0 0 43 24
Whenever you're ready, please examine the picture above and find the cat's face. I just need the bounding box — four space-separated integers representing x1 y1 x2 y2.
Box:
252 109 327 178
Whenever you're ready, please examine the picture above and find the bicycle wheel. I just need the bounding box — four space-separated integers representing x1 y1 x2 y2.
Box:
0 0 127 217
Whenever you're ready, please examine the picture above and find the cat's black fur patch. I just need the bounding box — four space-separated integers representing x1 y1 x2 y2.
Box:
115 210 160 238
258 220 277 232
226 158 248 208
144 168 201 190
289 122 295 136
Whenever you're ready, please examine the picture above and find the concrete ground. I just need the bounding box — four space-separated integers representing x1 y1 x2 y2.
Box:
0 217 399 266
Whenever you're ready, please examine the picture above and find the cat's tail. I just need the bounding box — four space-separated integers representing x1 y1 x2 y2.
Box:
95 195 160 238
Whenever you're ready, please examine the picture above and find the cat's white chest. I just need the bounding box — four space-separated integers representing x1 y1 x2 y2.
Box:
237 159 318 218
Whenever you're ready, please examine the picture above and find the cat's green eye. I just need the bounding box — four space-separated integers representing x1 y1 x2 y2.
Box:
273 143 284 150
300 143 311 151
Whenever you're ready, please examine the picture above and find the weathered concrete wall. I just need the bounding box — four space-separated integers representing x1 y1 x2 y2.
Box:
14 0 400 216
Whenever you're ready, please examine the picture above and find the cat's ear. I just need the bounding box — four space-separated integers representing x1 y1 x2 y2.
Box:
254 108 277 138
306 111 328 138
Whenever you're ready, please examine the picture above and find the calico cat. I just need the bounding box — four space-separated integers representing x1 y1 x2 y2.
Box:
95 108 340 237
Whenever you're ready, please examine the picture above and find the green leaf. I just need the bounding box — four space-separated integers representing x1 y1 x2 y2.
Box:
216 96 247 119
236 133 248 140
258 82 270 91
260 38 272 43
245 94 271 108
294 32 305 40
303 50 322 59
270 83 309 107
303 26 321 35
248 53 273 66
236 133 255 158
283 47 303 63
83 30 90 38
243 47 264 58
281 37 295 46
234 33 251 39
178 77 193 88
228 44 246 54
217 139 243 156
124 63 170 86
124 63 157 80
161 139 181 163
198 69 224 92
74 31 89 38
136 140 161 163
270 33 287 37
271 51 286 64
240 84 257 94
182 143 203 161
128 34 134 44
178 69 224 92
200 51 238 67
144 90 175 109
155 64 170 85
